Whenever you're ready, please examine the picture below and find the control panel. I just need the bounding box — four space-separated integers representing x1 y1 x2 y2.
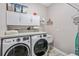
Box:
3 36 30 43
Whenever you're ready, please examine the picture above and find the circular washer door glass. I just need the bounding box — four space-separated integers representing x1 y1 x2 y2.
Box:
34 39 48 56
4 43 30 56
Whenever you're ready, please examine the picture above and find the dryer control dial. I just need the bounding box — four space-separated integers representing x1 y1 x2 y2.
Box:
43 34 47 37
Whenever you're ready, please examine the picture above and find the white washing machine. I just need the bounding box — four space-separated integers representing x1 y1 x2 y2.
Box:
0 35 31 56
31 33 49 56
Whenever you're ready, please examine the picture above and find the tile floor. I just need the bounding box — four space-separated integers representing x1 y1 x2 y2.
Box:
48 47 67 56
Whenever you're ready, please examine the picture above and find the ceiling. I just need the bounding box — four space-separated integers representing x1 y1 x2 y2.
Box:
41 3 79 8
41 3 52 7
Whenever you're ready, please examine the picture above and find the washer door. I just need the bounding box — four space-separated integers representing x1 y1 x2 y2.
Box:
4 43 30 56
34 39 48 56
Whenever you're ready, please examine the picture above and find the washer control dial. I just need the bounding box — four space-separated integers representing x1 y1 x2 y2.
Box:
16 38 20 42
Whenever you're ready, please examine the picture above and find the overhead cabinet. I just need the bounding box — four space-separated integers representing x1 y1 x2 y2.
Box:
32 15 40 26
7 11 40 26
20 13 32 25
7 11 20 25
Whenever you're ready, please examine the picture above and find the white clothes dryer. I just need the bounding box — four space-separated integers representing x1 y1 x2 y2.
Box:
31 33 49 56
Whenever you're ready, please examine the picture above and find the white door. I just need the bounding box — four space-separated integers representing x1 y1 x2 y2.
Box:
32 15 40 26
20 14 32 25
7 11 20 25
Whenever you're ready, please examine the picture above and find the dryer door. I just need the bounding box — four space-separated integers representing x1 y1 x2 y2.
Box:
4 43 30 56
34 39 48 56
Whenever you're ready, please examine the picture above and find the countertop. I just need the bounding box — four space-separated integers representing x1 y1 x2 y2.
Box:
0 32 47 39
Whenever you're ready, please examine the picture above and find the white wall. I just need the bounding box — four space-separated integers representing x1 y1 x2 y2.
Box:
0 4 7 35
21 3 47 19
48 3 78 54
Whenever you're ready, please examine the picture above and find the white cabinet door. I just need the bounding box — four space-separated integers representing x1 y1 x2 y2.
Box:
32 15 40 26
7 11 20 25
20 14 32 25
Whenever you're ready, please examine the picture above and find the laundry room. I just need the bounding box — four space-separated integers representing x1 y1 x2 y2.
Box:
0 2 79 56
